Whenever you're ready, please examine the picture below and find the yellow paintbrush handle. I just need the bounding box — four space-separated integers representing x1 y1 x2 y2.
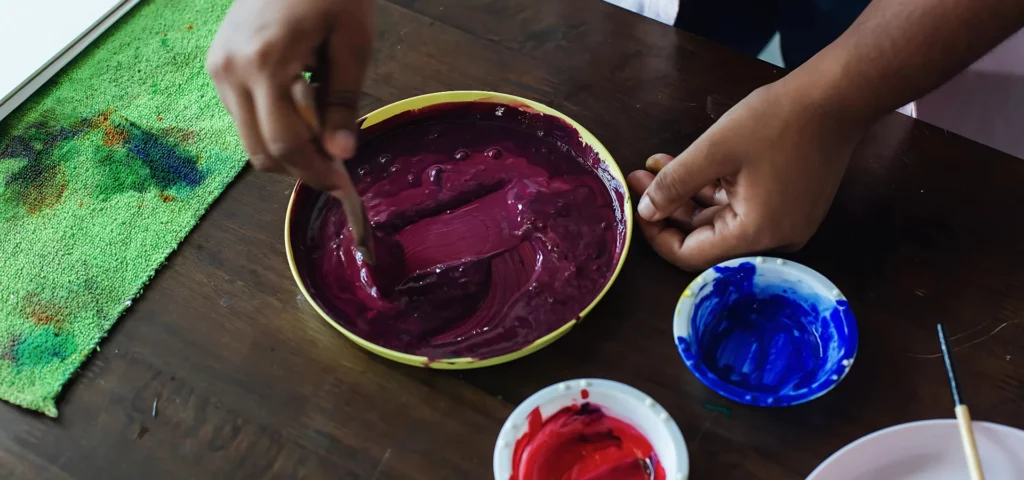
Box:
954 405 985 480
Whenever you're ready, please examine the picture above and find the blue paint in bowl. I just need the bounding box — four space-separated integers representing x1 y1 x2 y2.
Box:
673 258 857 407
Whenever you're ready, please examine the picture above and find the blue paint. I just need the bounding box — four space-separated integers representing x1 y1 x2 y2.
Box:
123 122 205 189
677 262 857 406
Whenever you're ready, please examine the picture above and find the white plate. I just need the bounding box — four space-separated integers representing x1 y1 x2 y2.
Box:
808 420 1024 480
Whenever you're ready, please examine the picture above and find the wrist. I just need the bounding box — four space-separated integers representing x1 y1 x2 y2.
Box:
773 54 884 134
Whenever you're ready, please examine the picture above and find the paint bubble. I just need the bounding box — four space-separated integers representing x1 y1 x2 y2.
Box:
453 149 469 161
357 165 370 177
427 166 443 186
485 147 503 159
377 154 392 166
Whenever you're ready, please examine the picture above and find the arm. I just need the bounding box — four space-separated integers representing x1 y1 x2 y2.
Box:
801 0 1024 128
630 0 1024 271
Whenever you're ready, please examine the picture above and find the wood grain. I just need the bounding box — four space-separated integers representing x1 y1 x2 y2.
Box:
2 0 1022 478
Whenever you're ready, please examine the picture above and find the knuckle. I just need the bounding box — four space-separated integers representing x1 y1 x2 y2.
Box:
206 52 241 81
246 42 278 69
205 52 229 78
321 89 359 122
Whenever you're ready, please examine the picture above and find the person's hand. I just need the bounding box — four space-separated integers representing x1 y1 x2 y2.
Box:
206 0 372 191
627 80 869 271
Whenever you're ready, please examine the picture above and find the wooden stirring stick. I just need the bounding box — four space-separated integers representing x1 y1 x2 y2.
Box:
292 79 376 265
937 323 985 480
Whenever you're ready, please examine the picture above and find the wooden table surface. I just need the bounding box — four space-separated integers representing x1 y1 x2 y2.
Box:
3 0 1023 478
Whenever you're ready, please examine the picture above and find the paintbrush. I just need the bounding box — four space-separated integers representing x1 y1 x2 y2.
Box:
937 323 985 480
292 81 376 265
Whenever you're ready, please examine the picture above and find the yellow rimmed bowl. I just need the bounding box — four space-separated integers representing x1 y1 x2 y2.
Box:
284 91 633 369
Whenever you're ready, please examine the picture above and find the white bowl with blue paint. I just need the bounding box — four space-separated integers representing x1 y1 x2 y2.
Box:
673 257 857 407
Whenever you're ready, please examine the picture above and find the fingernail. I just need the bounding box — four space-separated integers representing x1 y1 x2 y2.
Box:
326 130 357 159
645 155 665 172
638 195 656 220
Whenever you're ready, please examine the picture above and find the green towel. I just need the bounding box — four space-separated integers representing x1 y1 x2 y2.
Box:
0 0 242 416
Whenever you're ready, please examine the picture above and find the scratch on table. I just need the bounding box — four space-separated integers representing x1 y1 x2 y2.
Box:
905 320 1020 358
950 320 993 341
372 448 392 480
692 412 718 449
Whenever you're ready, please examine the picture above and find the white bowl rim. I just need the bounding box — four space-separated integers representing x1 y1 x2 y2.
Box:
493 378 690 480
672 256 859 407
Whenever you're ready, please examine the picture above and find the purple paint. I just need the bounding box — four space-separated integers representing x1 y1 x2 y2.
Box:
290 101 627 359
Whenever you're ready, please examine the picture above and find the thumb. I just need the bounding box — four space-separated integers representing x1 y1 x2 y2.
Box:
637 140 734 222
319 29 371 160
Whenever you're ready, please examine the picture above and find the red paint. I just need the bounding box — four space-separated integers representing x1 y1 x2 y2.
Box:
290 102 626 359
581 389 590 399
510 403 665 480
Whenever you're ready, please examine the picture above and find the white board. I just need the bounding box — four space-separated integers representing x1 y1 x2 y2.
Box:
0 0 140 121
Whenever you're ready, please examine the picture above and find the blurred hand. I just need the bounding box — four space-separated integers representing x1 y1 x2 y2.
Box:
206 0 372 191
627 80 868 271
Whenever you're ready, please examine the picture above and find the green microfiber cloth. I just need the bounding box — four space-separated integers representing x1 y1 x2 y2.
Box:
0 0 242 416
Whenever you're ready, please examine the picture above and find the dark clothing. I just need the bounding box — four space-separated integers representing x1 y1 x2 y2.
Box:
674 0 873 67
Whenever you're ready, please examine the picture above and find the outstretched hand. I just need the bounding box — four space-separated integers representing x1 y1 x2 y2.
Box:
627 81 867 271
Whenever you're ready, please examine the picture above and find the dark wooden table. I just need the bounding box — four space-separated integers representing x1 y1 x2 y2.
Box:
3 0 1023 478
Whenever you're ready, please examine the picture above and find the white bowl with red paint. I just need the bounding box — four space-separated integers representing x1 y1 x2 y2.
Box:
493 378 689 480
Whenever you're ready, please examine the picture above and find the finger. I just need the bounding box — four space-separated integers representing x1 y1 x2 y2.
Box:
629 169 716 231
645 155 728 207
666 204 702 232
694 183 728 207
637 137 737 222
626 169 654 195
318 26 371 160
212 83 277 171
251 80 345 190
645 153 674 173
637 205 751 271
689 204 725 230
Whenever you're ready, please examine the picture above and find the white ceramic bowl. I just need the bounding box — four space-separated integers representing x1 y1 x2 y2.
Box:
493 378 689 480
808 420 1024 479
